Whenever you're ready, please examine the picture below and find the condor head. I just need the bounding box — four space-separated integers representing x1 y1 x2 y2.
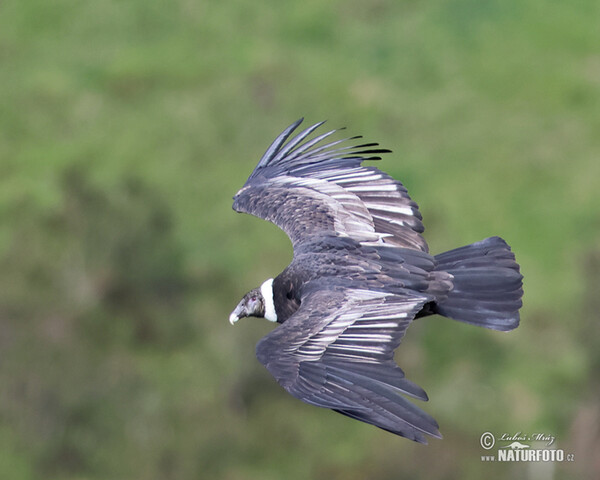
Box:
229 278 277 325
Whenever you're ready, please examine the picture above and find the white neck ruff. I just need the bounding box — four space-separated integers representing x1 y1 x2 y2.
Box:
260 278 277 322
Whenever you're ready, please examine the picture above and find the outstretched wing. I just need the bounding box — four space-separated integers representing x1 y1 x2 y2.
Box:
255 284 440 443
233 119 428 252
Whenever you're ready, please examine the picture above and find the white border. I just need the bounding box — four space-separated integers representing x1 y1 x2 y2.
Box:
260 278 278 322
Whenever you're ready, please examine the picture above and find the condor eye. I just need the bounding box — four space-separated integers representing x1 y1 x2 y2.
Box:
250 296 257 302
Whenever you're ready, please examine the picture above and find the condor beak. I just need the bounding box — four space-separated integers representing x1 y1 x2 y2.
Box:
229 302 247 325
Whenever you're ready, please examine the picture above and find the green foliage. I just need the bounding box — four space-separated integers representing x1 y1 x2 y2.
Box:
1 0 599 479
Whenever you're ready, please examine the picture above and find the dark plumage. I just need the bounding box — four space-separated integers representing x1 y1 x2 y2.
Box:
229 119 523 443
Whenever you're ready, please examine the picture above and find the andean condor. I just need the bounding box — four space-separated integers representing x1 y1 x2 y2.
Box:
229 119 523 443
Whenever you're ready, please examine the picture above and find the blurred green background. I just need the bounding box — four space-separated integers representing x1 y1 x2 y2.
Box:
1 0 599 479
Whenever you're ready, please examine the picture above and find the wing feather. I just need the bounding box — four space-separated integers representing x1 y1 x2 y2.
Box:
255 286 440 442
234 119 428 251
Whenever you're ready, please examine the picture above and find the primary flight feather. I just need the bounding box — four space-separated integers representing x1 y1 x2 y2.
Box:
229 119 523 443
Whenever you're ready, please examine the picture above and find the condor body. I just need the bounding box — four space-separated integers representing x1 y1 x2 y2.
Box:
229 119 523 443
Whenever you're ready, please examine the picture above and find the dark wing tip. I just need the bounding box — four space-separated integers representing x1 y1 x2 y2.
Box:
256 118 305 169
250 120 394 178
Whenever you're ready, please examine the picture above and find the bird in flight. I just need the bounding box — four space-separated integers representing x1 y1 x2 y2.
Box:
229 119 523 443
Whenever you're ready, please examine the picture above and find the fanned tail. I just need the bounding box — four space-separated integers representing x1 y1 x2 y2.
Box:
433 237 523 331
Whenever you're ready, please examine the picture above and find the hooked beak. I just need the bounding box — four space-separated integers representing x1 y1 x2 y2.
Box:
229 302 247 325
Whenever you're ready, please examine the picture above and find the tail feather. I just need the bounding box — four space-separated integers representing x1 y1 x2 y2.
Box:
433 237 523 331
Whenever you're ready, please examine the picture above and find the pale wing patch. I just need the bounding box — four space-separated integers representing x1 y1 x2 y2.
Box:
346 184 399 192
290 290 419 363
272 176 391 244
288 165 426 251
